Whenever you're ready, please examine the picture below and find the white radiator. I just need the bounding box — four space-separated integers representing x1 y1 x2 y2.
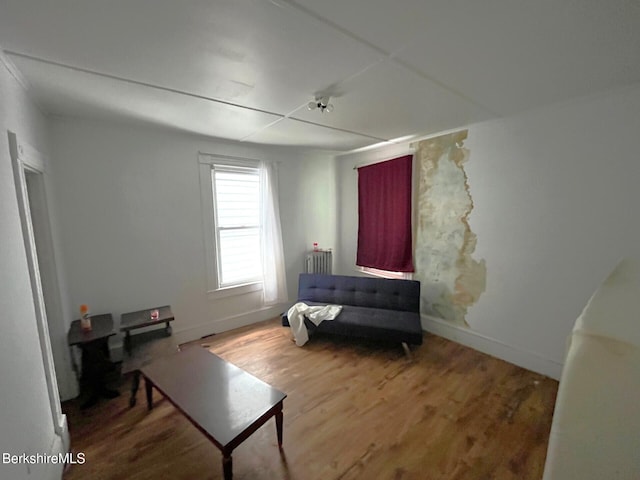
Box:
305 250 332 275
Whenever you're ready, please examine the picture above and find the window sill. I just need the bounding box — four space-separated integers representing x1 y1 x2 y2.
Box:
356 266 413 280
207 282 263 300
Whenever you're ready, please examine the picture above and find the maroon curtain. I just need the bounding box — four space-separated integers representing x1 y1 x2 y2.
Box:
357 155 414 272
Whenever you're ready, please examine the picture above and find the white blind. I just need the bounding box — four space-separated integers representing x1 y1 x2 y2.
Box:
213 166 262 287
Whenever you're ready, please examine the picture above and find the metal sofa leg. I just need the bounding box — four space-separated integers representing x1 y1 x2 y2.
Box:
402 342 412 359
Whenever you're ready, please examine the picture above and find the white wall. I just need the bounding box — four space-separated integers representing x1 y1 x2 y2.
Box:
278 150 338 294
49 117 336 349
0 55 66 480
336 82 640 379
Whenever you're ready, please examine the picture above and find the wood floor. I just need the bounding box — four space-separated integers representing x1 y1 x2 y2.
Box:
62 318 558 480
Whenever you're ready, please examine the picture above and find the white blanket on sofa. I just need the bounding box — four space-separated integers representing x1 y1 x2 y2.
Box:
287 302 342 346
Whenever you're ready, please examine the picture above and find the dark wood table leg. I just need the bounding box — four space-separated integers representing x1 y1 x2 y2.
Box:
275 403 284 448
222 452 233 480
124 331 131 355
144 377 153 411
79 337 119 409
165 321 172 335
69 346 79 379
129 370 140 408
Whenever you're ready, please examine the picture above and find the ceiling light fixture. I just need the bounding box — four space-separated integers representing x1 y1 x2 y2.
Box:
307 96 334 113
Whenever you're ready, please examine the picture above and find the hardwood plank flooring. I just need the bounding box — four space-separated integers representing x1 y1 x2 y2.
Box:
62 318 558 480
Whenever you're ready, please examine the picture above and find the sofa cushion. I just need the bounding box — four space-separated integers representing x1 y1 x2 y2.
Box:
298 274 420 313
304 303 423 345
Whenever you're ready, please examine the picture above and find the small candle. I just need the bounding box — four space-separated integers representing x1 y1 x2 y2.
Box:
150 309 159 320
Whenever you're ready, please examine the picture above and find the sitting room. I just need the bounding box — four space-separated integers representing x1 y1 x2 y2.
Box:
1 1 639 479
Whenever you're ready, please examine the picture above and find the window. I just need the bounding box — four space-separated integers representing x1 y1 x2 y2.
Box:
199 154 288 304
212 165 261 287
357 266 413 280
356 154 414 276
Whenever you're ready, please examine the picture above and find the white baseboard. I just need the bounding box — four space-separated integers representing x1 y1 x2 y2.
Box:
421 315 563 380
172 305 285 345
56 414 70 454
27 429 67 480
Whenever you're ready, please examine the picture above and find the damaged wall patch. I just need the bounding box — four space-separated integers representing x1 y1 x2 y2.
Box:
413 130 486 325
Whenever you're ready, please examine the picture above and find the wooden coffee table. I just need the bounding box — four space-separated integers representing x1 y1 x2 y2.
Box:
140 347 286 479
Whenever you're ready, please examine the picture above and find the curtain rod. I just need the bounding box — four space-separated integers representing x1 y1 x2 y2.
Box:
353 152 414 170
198 152 281 165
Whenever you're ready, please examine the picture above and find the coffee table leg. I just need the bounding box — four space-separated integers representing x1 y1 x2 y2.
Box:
129 371 140 408
144 377 153 411
275 405 284 448
222 452 232 480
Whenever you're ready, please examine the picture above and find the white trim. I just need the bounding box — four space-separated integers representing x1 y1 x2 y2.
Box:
350 146 415 169
198 160 219 292
198 152 261 167
26 430 68 480
198 154 265 293
211 163 262 288
421 314 564 380
0 48 48 116
173 304 285 343
356 265 413 280
207 281 263 299
12 136 47 172
0 48 31 91
9 132 70 452
44 434 67 480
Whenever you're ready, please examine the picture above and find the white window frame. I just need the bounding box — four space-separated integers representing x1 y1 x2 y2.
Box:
212 163 262 288
199 154 263 298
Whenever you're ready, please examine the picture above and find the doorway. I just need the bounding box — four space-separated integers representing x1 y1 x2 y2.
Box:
9 131 70 451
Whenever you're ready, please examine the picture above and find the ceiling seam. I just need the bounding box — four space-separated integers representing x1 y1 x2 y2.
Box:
242 57 387 142
239 117 286 142
287 117 387 141
4 50 284 118
274 0 499 117
390 57 501 117
6 6 499 145
274 0 388 57
240 115 386 144
7 49 388 145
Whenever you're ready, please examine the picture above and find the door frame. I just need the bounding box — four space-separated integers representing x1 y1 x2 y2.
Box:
9 131 69 450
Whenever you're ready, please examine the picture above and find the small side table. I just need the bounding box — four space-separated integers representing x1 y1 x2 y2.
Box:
67 313 119 408
120 305 178 407
120 305 174 355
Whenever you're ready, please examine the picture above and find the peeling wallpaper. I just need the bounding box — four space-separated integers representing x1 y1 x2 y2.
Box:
414 130 486 325
337 83 640 378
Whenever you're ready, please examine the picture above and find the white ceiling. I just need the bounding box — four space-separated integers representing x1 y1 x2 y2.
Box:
1 0 639 152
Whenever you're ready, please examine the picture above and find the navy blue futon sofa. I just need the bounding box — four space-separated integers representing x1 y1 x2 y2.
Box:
283 273 423 347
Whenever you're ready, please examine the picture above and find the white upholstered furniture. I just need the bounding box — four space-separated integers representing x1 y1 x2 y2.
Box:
543 258 640 479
